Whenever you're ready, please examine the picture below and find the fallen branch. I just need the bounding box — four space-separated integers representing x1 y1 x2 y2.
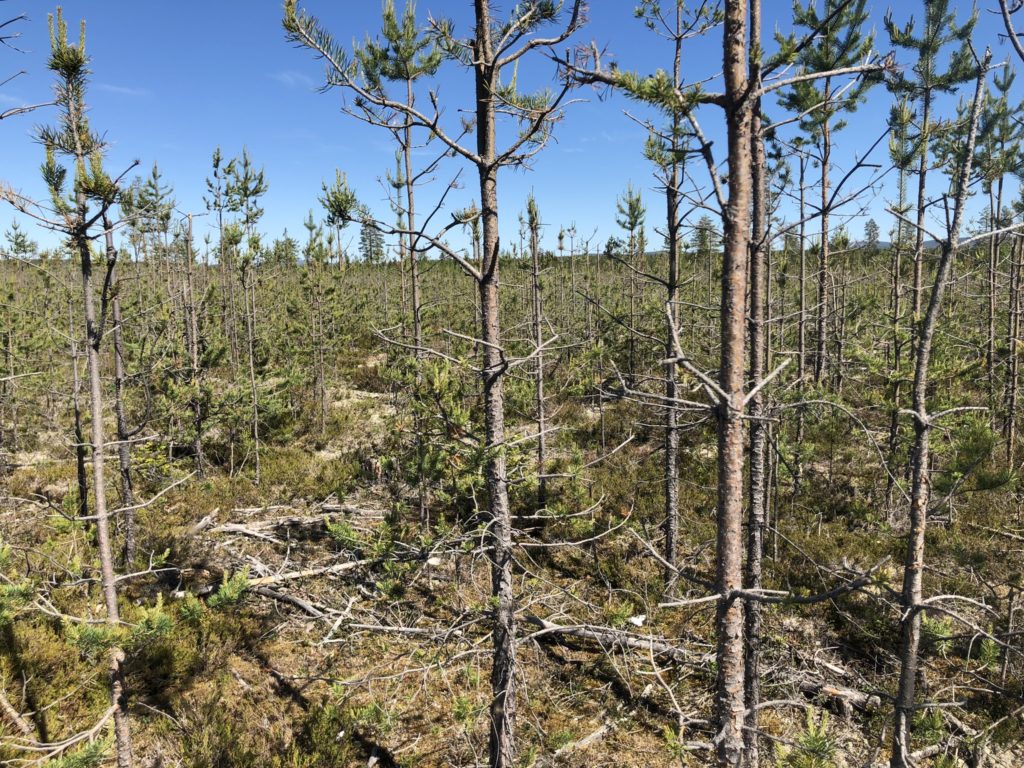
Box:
551 721 611 759
251 586 326 618
0 686 33 738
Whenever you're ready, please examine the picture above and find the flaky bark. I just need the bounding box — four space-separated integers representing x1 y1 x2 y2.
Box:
472 6 516 765
744 2 768 762
716 2 753 764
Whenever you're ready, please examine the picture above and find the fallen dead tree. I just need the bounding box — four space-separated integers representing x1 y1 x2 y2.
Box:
522 614 707 665
798 680 882 713
185 558 375 599
185 501 385 538
247 559 374 586
207 506 384 541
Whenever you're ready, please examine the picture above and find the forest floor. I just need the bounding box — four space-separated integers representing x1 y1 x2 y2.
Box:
3 380 1024 767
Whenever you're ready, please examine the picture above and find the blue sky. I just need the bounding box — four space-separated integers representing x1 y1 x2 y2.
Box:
0 1 1018 256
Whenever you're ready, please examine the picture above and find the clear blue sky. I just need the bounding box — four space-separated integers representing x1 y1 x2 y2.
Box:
0 1 1017 256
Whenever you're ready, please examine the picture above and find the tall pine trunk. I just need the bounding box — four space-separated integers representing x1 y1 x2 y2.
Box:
744 3 768 760
472 5 517 764
716 2 753 763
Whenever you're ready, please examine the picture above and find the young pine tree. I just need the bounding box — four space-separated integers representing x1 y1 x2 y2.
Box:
285 3 587 764
34 10 134 765
778 0 876 387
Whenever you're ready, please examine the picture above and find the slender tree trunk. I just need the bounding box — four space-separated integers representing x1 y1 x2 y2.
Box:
744 4 767 760
68 303 90 525
2 323 16 458
403 80 430 526
815 87 832 384
315 275 327 434
104 224 137 563
405 81 423 358
570 232 578 329
663 59 682 579
243 261 261 485
628 232 638 387
795 154 808 494
891 60 987 768
530 210 548 511
835 268 848 393
473 5 517 764
1007 234 1022 466
77 224 133 768
185 214 205 476
716 3 752 763
910 90 933 364
989 183 1003 428
886 167 908 511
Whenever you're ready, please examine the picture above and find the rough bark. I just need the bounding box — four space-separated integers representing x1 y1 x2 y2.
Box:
744 3 768 761
473 5 516 764
716 3 752 764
